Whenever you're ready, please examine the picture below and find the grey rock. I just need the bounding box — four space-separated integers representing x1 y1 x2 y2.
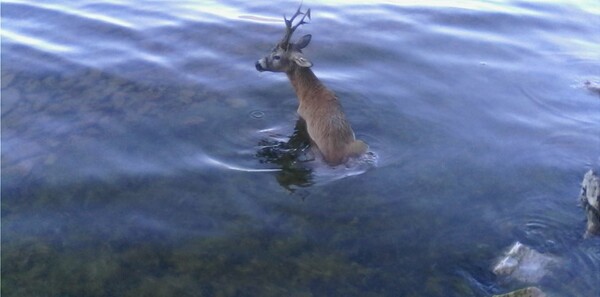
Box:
493 242 558 283
580 170 600 237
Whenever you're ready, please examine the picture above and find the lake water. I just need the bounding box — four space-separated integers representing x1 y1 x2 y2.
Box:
2 0 600 296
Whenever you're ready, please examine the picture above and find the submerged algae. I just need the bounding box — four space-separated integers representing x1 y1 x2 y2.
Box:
2 166 494 297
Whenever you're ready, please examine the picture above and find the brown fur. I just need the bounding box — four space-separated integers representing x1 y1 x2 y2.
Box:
287 66 367 165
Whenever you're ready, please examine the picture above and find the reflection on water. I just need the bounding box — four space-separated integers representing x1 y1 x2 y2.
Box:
2 0 600 296
256 118 314 191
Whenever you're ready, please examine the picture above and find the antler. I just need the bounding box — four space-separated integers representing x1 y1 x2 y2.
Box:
279 4 311 49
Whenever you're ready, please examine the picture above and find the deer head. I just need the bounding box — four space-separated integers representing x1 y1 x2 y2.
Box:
255 5 313 73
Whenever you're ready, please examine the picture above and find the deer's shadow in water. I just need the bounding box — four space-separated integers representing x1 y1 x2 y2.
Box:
256 118 315 192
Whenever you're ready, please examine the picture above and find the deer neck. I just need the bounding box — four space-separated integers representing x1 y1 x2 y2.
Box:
286 66 327 104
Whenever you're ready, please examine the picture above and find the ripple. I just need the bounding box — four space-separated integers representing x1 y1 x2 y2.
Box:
187 153 281 173
0 29 76 53
519 86 592 127
543 239 600 296
2 1 141 70
249 110 265 119
306 151 378 186
492 196 583 253
4 0 134 28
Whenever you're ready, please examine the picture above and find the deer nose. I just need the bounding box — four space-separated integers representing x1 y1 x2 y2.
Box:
255 61 264 72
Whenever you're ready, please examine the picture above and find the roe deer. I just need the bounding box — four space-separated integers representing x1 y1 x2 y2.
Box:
255 5 368 166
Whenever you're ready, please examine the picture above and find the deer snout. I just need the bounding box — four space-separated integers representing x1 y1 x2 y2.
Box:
255 60 265 72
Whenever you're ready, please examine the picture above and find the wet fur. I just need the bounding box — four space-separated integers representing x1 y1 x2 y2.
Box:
287 66 367 165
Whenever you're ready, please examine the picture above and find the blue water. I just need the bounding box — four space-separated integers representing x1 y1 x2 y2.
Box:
2 0 600 296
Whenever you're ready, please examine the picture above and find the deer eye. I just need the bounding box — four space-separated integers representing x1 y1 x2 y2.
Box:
273 55 281 60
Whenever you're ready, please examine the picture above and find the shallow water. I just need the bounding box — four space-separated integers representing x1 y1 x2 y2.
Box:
2 0 600 296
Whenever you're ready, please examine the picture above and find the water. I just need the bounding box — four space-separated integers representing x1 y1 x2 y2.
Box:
2 0 600 296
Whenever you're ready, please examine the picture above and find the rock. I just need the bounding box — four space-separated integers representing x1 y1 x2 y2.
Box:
492 286 546 297
493 242 558 283
580 170 600 237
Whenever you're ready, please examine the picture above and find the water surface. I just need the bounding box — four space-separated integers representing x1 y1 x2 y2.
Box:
2 0 600 296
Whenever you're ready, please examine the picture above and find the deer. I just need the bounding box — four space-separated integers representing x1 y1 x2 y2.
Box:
255 5 368 166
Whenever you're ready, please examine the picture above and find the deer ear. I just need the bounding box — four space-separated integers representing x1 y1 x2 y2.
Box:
296 34 312 49
292 52 313 68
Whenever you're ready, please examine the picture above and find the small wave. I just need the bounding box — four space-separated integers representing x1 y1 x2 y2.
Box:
519 85 595 127
1 29 76 54
492 196 583 254
190 153 281 173
305 151 378 186
4 1 134 28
